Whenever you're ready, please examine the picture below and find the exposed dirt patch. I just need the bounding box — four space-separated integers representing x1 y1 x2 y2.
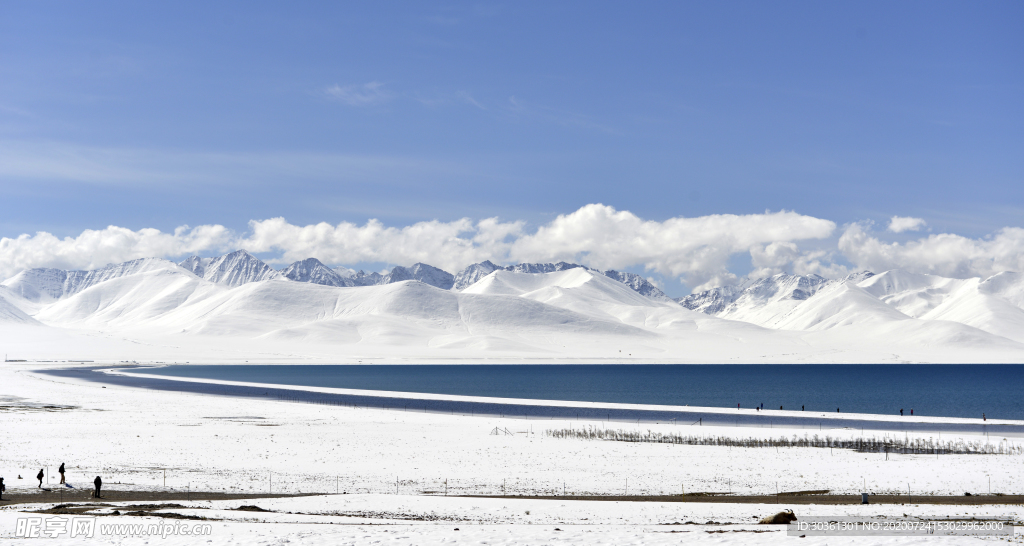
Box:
0 490 319 507
464 494 1024 505
0 404 80 412
234 505 272 512
124 511 208 520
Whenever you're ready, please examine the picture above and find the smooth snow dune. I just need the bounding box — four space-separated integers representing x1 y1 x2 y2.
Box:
858 269 971 318
456 291 655 338
980 271 1024 308
800 314 1024 361
859 270 1024 343
463 269 704 331
462 268 600 297
6 255 1024 362
916 280 1024 343
34 267 225 328
0 287 40 324
766 282 911 331
100 274 651 349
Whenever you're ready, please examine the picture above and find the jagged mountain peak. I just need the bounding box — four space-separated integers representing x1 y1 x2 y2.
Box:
602 270 671 302
742 273 830 301
452 260 501 291
677 285 744 314
678 272 858 315
280 258 348 287
178 250 280 287
505 262 591 274
384 263 455 290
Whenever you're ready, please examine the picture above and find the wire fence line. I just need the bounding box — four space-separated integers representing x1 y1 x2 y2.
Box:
545 427 1024 455
14 460 1018 499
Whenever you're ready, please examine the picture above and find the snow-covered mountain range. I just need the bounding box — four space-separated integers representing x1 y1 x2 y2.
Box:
3 250 1024 363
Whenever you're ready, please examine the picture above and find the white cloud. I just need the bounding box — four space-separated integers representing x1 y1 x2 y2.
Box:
888 216 927 233
507 205 836 288
457 91 486 110
238 216 526 274
0 224 233 278
0 205 835 285
6 205 1022 291
324 81 390 106
839 223 1024 279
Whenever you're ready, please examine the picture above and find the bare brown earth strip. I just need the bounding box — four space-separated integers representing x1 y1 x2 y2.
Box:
0 489 318 507
463 494 1024 505
3 490 1022 507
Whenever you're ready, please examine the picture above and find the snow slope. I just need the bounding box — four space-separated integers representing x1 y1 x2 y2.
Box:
714 274 833 327
4 257 1024 362
462 268 695 333
858 270 1024 343
0 257 186 303
601 270 671 302
29 265 655 356
452 261 672 301
0 286 39 324
680 269 1024 348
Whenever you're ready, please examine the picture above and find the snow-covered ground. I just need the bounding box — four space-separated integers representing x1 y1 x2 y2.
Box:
2 362 1022 544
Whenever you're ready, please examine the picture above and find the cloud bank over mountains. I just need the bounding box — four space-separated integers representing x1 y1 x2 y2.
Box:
2 204 1023 292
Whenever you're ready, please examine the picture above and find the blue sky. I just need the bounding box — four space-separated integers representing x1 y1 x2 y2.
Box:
1 2 1022 295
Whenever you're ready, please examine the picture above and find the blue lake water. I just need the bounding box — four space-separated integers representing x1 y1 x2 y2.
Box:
126 364 1024 421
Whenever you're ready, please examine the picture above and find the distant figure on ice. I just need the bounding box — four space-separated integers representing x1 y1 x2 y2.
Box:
837 408 840 413
900 409 903 416
1 477 5 500
36 469 44 488
911 409 913 415
983 413 986 421
58 463 65 484
780 406 783 410
737 403 740 409
801 405 804 411
93 476 102 498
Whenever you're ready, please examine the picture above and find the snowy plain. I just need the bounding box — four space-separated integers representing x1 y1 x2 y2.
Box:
2 362 1024 545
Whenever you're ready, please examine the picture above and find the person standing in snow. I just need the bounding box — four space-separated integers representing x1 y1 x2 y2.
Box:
58 463 65 484
1 477 5 500
900 409 904 416
93 476 102 498
36 469 44 488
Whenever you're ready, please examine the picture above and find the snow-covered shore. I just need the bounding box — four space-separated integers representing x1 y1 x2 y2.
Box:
2 361 1023 544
